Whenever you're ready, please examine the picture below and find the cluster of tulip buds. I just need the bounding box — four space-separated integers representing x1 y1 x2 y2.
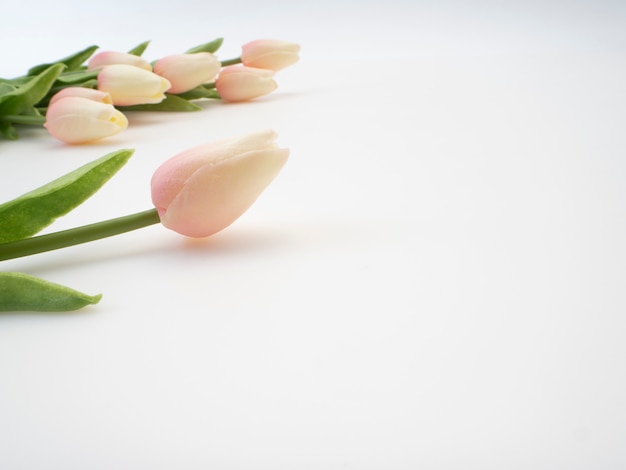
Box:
39 39 299 144
0 38 298 311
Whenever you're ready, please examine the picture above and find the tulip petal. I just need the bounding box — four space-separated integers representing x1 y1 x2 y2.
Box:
97 64 171 106
151 130 289 238
154 53 221 94
241 39 300 71
44 97 128 144
49 87 113 105
215 66 277 102
161 147 289 237
87 51 152 71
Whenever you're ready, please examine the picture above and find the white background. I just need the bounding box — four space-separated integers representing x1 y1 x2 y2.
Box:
1 1 626 469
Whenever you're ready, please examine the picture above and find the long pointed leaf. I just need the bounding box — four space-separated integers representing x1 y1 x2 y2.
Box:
185 37 224 54
128 40 150 56
0 272 101 312
0 82 16 96
0 64 65 115
0 148 134 243
175 85 220 101
27 45 99 76
120 94 202 112
54 70 99 85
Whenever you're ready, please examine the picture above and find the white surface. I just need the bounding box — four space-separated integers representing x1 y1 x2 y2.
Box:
1 1 626 469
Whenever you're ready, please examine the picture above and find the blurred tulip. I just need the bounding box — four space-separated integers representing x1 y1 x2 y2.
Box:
153 52 221 94
87 51 152 71
49 87 113 106
241 39 300 71
151 130 289 237
97 64 171 106
215 66 277 102
44 97 128 144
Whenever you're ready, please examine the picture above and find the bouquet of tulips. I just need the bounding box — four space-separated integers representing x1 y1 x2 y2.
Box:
0 37 298 312
0 37 299 144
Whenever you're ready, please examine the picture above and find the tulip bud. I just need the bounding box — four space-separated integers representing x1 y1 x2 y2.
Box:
87 51 152 71
44 97 128 144
49 87 113 106
215 66 277 102
97 64 171 106
241 39 300 71
153 52 221 94
151 130 289 238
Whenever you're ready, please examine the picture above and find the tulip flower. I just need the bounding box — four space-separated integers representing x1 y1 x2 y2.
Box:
49 87 113 106
0 130 289 262
0 131 289 311
97 64 171 106
240 39 300 71
44 97 128 144
215 66 277 102
151 130 289 237
153 52 221 94
87 51 152 71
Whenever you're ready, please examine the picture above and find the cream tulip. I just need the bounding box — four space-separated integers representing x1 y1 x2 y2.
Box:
87 51 152 71
97 64 171 106
44 97 128 144
241 39 300 71
215 66 277 102
151 130 289 237
49 87 113 106
153 52 221 94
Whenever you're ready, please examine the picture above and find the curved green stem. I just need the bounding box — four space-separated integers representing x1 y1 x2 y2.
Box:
220 57 242 67
0 208 161 262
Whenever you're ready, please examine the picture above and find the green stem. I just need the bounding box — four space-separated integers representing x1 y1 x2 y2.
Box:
220 57 242 67
0 115 46 126
0 209 161 262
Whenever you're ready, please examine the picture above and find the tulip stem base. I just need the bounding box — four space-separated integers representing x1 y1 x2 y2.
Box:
0 115 46 126
0 209 161 262
220 57 242 67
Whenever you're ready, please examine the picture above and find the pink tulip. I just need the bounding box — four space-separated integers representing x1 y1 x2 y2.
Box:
87 51 152 71
241 39 300 71
49 87 113 106
97 64 171 106
44 97 128 144
151 130 289 238
153 52 221 94
215 66 277 102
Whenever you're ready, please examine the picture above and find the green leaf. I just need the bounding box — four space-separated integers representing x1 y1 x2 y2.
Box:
0 82 17 96
54 69 99 85
0 121 18 140
49 79 98 97
120 94 202 112
0 64 65 116
0 272 101 312
175 85 220 101
37 79 98 109
0 76 32 86
128 40 150 56
185 37 224 54
0 148 134 243
27 45 99 76
17 105 43 117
